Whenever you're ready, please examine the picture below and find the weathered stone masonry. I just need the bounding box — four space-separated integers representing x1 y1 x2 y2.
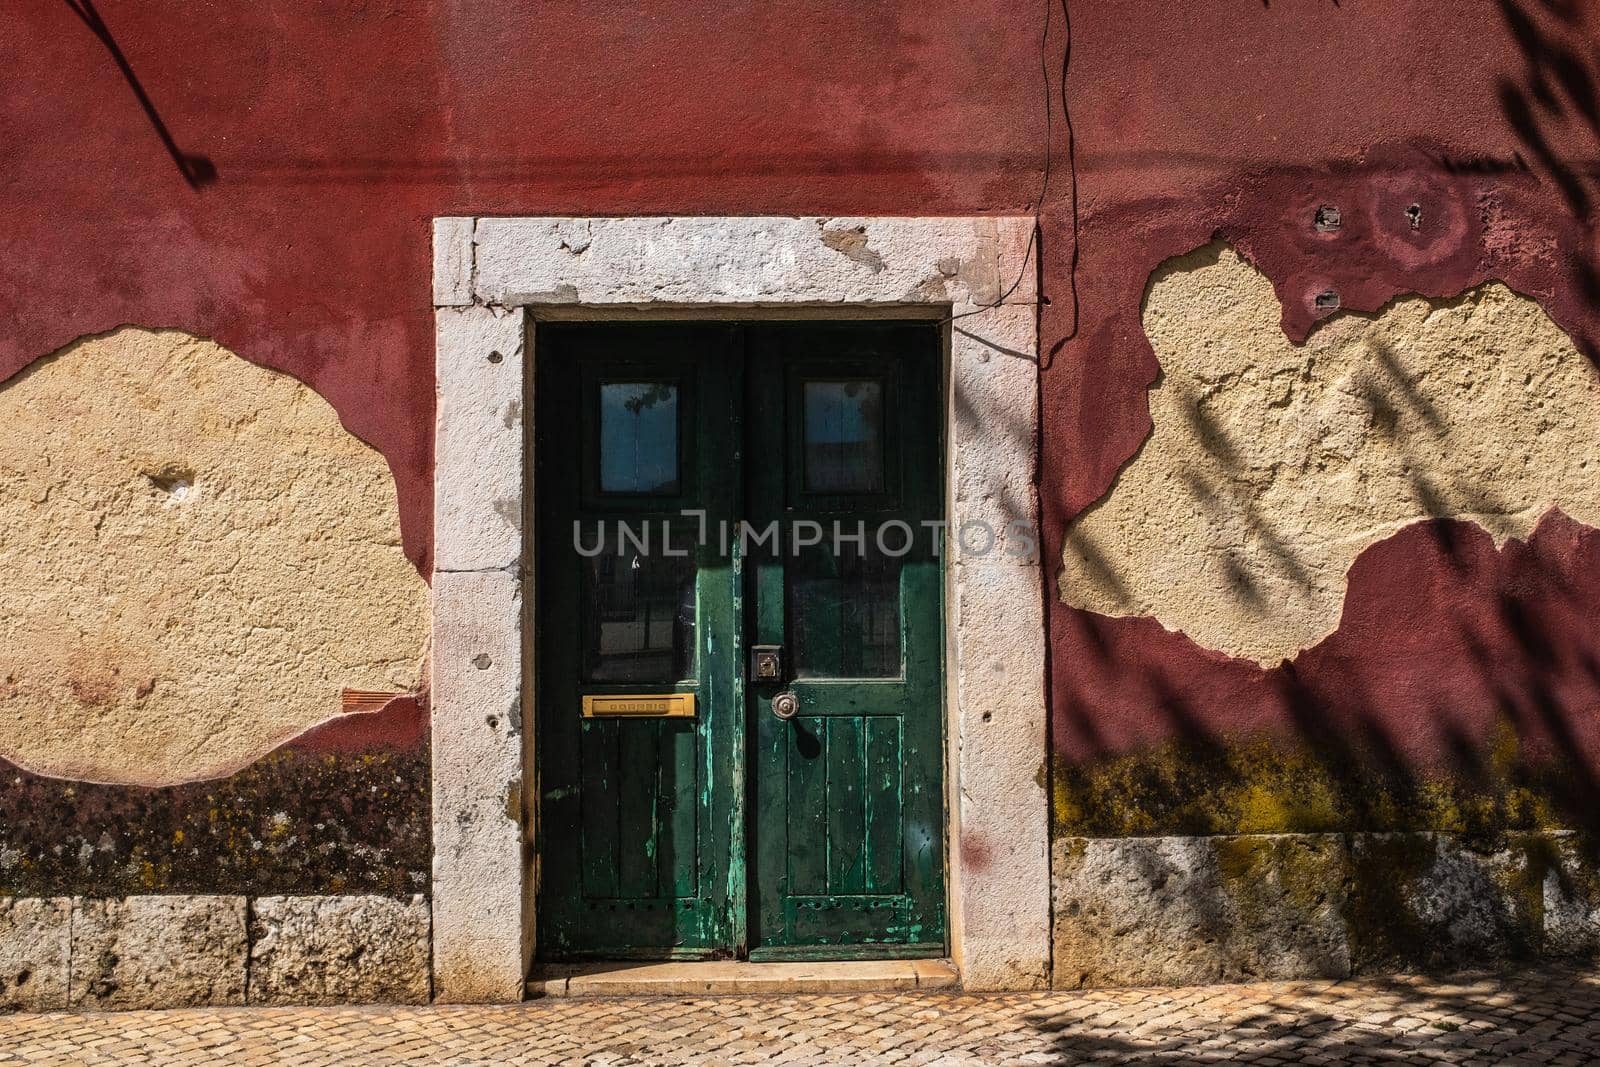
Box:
428 215 1049 998
10 0 1600 1008
1048 228 1600 986
0 893 429 1012
1053 831 1600 988
0 330 434 1008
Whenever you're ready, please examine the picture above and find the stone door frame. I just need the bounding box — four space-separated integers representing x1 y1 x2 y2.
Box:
429 216 1049 1001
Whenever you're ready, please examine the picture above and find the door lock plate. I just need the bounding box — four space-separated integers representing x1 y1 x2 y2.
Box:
750 645 783 683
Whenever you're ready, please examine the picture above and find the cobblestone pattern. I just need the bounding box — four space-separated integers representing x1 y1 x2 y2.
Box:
0 964 1596 1064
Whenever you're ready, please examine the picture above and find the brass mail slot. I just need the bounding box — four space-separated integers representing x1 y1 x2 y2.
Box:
582 693 696 719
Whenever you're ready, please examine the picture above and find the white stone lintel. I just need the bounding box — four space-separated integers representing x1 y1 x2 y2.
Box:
469 216 1036 310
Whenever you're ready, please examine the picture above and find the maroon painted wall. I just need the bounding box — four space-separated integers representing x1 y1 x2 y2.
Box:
4 0 1043 574
1041 0 1600 825
7 1 1600 828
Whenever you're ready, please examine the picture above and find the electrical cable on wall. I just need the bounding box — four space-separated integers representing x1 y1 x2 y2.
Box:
947 0 1075 338
1055 0 1079 353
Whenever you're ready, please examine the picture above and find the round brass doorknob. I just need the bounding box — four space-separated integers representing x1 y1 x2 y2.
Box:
771 691 800 721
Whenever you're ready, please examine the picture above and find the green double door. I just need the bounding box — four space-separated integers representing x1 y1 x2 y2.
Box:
536 321 946 961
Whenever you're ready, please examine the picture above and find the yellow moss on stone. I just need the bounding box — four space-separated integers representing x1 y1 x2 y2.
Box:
1211 834 1341 923
1053 731 1576 839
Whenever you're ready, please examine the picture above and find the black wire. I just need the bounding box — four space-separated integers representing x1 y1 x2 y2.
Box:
60 0 217 188
1054 0 1080 357
945 0 1074 341
944 0 1052 325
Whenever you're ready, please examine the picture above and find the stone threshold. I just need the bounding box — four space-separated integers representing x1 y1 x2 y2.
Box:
529 959 958 996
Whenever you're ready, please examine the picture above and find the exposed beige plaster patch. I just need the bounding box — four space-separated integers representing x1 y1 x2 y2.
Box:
0 329 429 785
1061 242 1600 665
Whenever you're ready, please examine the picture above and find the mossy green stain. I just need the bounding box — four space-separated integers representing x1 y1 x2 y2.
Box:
1053 728 1580 844
0 747 428 898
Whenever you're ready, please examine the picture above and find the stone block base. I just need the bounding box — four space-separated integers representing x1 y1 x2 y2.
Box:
1053 831 1600 988
1054 835 1349 987
0 897 70 1011
250 895 430 1005
72 895 248 1009
0 894 429 1011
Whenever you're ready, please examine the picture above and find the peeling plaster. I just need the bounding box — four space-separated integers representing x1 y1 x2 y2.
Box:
0 328 430 785
819 222 887 273
1061 242 1600 665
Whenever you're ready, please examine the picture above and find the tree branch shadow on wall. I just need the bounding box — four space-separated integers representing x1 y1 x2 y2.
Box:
61 0 216 189
1056 294 1600 856
1497 0 1600 364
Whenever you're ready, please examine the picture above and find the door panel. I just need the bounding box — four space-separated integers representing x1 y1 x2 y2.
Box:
746 323 946 959
537 320 943 961
537 324 742 959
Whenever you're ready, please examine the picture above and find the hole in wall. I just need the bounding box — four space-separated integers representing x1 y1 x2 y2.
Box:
144 466 195 502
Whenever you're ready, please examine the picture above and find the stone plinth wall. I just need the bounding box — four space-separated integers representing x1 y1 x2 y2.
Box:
5 832 1599 1007
1053 831 1600 988
0 895 429 1011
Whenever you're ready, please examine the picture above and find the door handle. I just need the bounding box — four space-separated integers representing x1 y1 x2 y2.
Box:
771 691 800 721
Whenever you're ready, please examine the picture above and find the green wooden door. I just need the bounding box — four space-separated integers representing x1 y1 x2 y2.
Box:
537 321 944 960
536 323 744 959
744 323 946 959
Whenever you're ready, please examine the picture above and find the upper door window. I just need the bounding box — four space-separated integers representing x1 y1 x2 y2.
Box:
802 379 884 494
599 380 680 494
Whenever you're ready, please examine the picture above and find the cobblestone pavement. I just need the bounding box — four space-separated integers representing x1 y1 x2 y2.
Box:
1 965 1598 1065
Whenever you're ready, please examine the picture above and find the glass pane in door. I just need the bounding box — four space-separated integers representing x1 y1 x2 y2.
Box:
600 381 680 493
802 379 884 493
582 540 696 682
789 542 902 678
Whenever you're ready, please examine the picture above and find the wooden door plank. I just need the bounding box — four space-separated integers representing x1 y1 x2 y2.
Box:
579 721 621 899
617 720 661 898
659 720 698 900
750 711 788 947
864 716 904 895
825 716 866 894
787 716 829 897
